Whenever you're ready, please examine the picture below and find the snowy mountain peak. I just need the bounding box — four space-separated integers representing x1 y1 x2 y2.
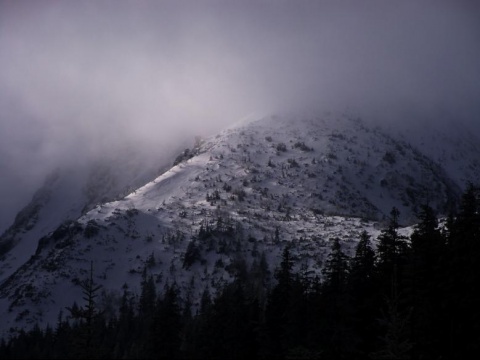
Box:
0 112 478 336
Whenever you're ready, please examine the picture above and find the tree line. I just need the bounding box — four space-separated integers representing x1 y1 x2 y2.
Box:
1 185 480 359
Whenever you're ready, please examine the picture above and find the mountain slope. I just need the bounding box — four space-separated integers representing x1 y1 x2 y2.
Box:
0 112 477 336
0 144 180 284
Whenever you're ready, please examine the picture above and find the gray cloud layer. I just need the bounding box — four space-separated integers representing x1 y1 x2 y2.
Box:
1 0 479 231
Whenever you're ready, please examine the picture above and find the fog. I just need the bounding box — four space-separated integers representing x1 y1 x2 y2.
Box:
1 0 479 232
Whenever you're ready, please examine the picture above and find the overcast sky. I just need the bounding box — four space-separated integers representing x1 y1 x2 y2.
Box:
1 0 479 231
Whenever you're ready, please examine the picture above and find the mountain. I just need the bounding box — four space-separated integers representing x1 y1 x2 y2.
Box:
0 144 181 285
0 112 478 337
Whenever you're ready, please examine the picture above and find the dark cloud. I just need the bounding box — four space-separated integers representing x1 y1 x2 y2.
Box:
1 0 479 231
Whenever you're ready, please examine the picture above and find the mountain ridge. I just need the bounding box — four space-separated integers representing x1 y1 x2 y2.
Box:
0 143 184 284
0 112 478 337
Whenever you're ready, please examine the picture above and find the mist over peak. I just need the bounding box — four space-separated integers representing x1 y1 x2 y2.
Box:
1 0 479 232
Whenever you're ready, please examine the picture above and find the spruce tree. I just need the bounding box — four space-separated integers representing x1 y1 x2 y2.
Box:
374 207 411 359
138 267 156 317
66 261 103 359
150 283 182 359
446 184 480 357
348 230 379 358
371 278 413 360
408 204 445 358
322 237 349 293
320 237 353 358
135 266 157 358
376 207 409 292
265 244 298 357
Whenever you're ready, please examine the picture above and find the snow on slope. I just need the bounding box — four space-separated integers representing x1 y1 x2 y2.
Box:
0 112 476 337
0 144 179 284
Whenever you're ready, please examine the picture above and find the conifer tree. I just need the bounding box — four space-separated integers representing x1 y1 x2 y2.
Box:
150 283 182 359
374 208 411 359
350 231 376 289
265 244 295 357
112 284 135 358
182 287 214 358
266 243 314 357
138 266 156 317
319 237 354 358
371 278 413 360
209 280 254 359
66 261 103 358
322 237 349 293
376 207 409 291
348 230 379 358
408 204 445 358
445 184 480 357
